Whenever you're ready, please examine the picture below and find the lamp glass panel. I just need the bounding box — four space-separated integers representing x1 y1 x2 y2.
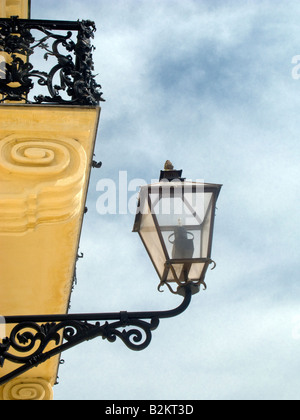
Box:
166 262 207 282
149 183 214 260
138 190 166 278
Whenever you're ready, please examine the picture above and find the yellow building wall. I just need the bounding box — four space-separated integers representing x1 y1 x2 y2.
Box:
0 0 101 401
0 105 100 399
0 0 30 18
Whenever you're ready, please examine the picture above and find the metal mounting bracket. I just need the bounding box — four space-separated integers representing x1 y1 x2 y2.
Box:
0 284 193 385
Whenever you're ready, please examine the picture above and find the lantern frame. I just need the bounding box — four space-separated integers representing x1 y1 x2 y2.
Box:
133 178 222 295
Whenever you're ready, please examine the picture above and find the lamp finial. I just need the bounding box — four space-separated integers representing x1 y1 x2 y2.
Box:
164 160 174 171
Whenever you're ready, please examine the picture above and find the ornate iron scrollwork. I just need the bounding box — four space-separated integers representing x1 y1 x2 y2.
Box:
0 285 192 386
0 17 104 105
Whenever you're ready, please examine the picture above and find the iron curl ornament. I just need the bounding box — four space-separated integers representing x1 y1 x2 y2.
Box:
0 284 194 385
0 16 104 105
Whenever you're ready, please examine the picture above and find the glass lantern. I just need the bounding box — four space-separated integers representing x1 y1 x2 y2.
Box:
133 164 222 295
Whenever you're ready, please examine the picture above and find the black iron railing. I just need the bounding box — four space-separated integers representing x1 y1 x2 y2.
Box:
0 16 104 105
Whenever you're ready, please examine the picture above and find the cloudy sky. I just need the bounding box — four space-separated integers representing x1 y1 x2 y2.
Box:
30 0 300 400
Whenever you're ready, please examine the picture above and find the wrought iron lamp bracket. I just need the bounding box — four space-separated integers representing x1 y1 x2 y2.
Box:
0 284 193 386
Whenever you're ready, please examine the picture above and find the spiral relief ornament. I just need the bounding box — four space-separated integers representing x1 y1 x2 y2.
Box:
0 137 73 176
2 378 53 400
0 135 87 233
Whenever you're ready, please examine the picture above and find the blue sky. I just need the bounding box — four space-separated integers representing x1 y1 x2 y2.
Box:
30 0 300 400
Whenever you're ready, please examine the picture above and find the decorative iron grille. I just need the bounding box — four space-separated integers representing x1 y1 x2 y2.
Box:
0 16 104 105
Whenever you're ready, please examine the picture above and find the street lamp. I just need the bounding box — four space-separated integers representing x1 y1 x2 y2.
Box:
133 162 222 296
0 162 221 385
